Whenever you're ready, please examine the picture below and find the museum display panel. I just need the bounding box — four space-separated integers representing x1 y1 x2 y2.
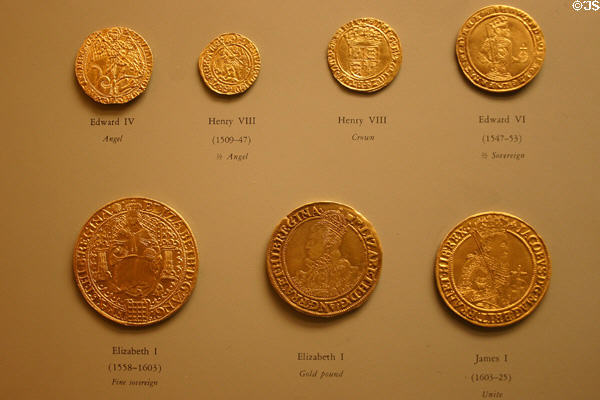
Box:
1 1 598 398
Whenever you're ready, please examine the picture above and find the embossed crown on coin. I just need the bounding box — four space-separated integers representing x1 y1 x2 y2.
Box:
317 210 349 242
489 16 509 29
344 26 383 47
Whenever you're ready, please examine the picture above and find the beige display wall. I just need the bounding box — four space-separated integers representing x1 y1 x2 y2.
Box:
2 1 599 398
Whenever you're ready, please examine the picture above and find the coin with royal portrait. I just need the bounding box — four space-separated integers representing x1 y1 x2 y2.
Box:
267 202 383 317
456 5 545 92
73 197 198 326
327 17 402 92
198 33 261 95
435 212 551 327
75 26 153 104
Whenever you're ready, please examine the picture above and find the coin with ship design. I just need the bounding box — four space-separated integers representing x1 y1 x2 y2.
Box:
456 5 545 92
75 27 153 103
327 18 402 92
198 33 261 95
435 212 551 327
267 202 382 317
73 198 198 326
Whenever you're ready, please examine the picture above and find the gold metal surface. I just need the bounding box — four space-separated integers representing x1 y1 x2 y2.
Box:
75 27 153 104
73 198 198 326
198 33 261 95
456 5 545 92
267 202 382 317
435 212 551 327
327 17 402 93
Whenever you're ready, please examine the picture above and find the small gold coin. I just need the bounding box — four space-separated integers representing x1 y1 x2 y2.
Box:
327 18 402 93
456 5 545 92
75 27 153 104
73 198 198 326
198 33 261 95
267 202 383 317
435 212 551 327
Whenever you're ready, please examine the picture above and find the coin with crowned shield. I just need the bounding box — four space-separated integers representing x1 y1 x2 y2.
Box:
327 18 402 92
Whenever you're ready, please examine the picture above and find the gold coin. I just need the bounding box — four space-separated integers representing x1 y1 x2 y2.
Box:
75 27 153 104
267 202 383 317
73 198 198 326
198 33 261 95
327 18 402 93
456 5 545 92
435 212 551 327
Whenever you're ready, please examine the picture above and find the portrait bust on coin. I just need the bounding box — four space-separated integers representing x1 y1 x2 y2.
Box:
435 212 551 327
267 202 382 317
456 6 545 92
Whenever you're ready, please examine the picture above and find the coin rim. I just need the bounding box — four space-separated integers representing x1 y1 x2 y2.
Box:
327 17 402 93
434 211 551 327
72 196 198 326
74 26 153 104
266 201 383 317
198 32 261 95
455 5 545 93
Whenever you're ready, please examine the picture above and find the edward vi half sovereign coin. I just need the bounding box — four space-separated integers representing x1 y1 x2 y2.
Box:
75 27 153 104
267 202 382 317
73 198 198 326
456 5 545 92
198 33 261 95
435 212 551 327
327 18 402 93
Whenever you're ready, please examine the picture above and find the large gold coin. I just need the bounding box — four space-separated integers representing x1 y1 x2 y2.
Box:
327 18 402 93
456 6 545 92
198 33 261 95
75 27 153 104
73 198 198 326
435 212 551 327
267 202 382 317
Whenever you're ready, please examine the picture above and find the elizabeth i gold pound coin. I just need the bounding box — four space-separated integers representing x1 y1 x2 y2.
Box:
327 18 402 92
73 198 198 326
456 5 545 92
198 33 261 95
75 27 153 104
267 202 382 317
435 212 551 327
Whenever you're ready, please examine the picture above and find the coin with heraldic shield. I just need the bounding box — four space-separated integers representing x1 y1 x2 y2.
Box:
327 18 402 92
435 212 551 327
75 27 153 104
267 202 383 317
456 5 545 92
198 33 261 95
73 198 198 326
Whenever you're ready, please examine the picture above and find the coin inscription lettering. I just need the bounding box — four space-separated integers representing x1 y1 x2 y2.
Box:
456 6 545 92
199 33 261 95
327 18 402 92
73 198 198 326
75 27 153 104
435 212 551 327
267 202 382 317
